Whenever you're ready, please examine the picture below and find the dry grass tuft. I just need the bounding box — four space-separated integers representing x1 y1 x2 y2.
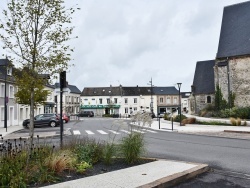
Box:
230 117 237 126
236 118 241 126
44 150 76 174
181 117 196 125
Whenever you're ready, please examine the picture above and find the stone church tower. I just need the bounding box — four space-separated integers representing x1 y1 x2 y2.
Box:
215 1 250 107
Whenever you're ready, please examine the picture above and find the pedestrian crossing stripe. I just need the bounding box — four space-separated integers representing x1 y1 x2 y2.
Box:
85 130 94 134
108 130 120 134
73 130 81 135
72 129 158 135
97 130 108 134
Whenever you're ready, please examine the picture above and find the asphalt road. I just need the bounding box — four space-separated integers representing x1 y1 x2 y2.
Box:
8 118 250 187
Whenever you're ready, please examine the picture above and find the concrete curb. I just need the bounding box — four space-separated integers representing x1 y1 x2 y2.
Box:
138 163 209 188
224 130 250 134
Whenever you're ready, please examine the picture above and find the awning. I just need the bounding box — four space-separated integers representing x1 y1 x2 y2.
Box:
80 105 120 109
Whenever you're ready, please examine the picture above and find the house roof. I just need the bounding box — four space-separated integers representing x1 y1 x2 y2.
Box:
192 60 215 95
217 1 250 59
81 86 179 96
153 87 179 95
181 92 191 98
0 59 15 82
68 85 81 94
54 82 81 94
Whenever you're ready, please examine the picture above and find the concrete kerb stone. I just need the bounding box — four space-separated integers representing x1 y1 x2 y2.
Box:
138 159 209 188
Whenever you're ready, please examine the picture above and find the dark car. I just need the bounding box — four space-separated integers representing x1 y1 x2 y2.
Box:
23 113 60 128
78 111 94 117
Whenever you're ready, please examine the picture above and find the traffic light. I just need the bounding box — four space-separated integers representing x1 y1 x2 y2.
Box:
60 71 66 88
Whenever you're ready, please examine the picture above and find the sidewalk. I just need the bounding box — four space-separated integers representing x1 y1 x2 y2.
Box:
142 119 250 133
0 125 23 138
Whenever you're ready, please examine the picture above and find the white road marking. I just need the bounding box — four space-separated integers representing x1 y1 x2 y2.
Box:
142 129 157 133
73 130 81 135
108 130 120 134
85 130 94 135
120 129 131 134
97 130 108 134
132 129 145 133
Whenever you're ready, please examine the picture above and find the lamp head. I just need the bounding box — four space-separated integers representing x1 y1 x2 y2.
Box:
177 83 182 89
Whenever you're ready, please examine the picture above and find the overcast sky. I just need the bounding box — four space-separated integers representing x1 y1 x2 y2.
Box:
66 0 248 92
1 0 248 92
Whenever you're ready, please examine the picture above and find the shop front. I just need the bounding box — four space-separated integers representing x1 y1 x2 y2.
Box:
80 105 120 116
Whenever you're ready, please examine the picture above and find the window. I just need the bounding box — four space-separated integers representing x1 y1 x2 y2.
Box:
1 107 4 121
207 96 211 103
134 107 137 111
9 85 14 98
125 107 128 113
7 67 12 76
167 97 170 104
99 98 102 104
174 97 177 104
114 98 118 104
20 108 23 120
124 98 128 104
134 98 137 104
1 84 4 97
160 97 163 103
107 98 110 104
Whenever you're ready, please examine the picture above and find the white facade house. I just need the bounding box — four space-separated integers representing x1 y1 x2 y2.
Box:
80 86 158 117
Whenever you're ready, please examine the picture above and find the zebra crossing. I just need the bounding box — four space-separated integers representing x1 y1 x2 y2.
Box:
72 128 158 136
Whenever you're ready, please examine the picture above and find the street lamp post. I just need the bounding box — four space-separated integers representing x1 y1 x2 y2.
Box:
148 78 153 115
177 83 182 126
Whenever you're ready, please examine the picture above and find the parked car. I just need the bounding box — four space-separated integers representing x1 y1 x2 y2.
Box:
78 111 94 117
23 113 60 128
58 113 69 123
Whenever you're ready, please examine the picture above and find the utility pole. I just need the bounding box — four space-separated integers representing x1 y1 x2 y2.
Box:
148 78 153 114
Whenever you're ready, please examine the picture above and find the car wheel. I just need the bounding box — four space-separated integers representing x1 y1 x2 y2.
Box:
26 123 30 129
63 119 67 123
50 121 56 127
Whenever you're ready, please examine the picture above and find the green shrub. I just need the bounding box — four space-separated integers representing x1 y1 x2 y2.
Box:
119 133 145 164
174 114 187 122
103 142 116 165
74 143 103 165
76 161 92 174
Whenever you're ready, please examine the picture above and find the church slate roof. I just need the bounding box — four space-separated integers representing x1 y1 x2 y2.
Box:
216 1 250 59
192 60 215 95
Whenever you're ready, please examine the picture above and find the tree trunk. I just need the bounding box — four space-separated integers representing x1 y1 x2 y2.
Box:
29 87 35 147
